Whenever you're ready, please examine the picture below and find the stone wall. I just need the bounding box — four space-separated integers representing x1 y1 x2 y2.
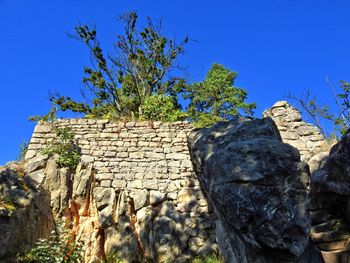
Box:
25 120 217 262
21 101 328 262
263 101 327 162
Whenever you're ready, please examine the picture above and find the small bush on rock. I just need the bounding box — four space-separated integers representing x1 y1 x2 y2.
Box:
142 94 187 121
17 141 29 161
192 255 223 263
17 224 84 263
42 126 81 169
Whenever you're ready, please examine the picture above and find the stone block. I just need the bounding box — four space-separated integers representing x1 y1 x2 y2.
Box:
104 151 116 157
166 153 188 160
127 179 143 189
112 179 127 188
100 180 112 187
81 155 94 163
130 189 149 211
145 152 165 159
34 124 51 133
150 190 167 205
143 180 158 190
129 152 144 159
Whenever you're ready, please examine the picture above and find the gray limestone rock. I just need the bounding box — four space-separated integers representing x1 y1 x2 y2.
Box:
310 131 350 262
308 152 329 175
73 163 93 200
188 117 319 263
312 132 350 195
263 101 327 162
150 190 167 206
130 189 149 211
0 162 54 260
94 187 116 228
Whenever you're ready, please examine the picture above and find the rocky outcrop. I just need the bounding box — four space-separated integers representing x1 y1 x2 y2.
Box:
264 101 327 162
22 120 218 262
26 156 218 263
3 113 336 262
0 161 55 260
310 131 350 262
188 117 323 263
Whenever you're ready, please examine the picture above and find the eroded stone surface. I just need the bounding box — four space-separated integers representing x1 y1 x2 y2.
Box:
0 161 54 260
188 117 321 263
310 131 350 262
264 101 327 162
21 120 217 262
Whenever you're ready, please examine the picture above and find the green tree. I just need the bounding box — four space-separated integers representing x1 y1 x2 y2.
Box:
184 63 256 127
332 80 350 135
50 12 188 120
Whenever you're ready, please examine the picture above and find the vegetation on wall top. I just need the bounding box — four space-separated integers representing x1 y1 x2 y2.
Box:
30 12 256 128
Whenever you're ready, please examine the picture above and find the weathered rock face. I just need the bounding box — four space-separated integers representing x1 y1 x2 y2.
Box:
264 101 327 162
310 131 350 262
4 114 331 262
22 120 218 262
0 161 55 260
188 117 322 263
29 157 218 263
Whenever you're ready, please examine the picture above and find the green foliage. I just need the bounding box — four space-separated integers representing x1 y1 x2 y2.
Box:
29 106 58 122
332 220 344 232
42 127 81 169
142 94 187 121
50 12 188 121
17 141 29 161
0 195 17 211
192 255 223 263
102 253 123 263
17 224 84 263
184 63 256 127
333 80 350 135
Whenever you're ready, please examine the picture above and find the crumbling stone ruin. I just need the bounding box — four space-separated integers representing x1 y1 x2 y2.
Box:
23 120 218 262
2 101 350 263
264 101 327 162
188 117 323 263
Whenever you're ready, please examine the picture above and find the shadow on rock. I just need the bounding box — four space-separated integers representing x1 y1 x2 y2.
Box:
188 117 323 263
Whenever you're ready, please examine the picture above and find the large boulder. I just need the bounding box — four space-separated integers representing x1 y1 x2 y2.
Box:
263 101 327 162
0 161 54 260
310 131 350 262
188 117 322 263
312 131 350 195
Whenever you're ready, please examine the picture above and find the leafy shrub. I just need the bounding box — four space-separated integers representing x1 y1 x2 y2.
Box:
192 255 223 263
17 224 84 263
102 253 124 263
42 126 81 169
0 195 16 211
17 141 29 161
142 94 187 122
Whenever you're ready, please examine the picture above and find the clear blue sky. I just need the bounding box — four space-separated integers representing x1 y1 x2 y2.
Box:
1 0 350 164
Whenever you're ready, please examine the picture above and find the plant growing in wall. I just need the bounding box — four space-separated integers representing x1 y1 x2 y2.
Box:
17 141 29 161
42 126 81 169
17 223 84 263
142 94 188 121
